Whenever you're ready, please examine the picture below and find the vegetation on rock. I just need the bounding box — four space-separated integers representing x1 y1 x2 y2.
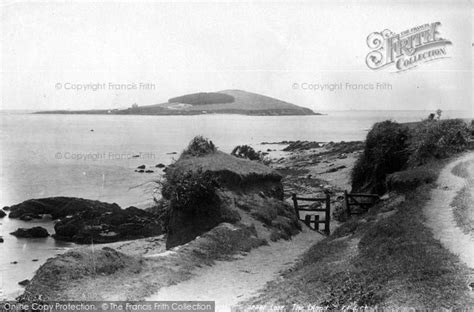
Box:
351 121 410 195
351 116 470 195
231 145 262 161
168 92 235 105
181 136 217 157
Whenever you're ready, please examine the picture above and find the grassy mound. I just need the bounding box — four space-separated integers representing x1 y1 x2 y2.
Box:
160 136 296 249
351 118 470 195
18 247 143 301
409 119 470 165
351 121 410 195
386 164 438 192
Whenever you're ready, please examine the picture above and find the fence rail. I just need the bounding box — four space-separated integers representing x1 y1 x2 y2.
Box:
344 190 379 216
292 193 330 235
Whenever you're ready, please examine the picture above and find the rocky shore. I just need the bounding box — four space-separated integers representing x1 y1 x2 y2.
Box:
5 197 163 244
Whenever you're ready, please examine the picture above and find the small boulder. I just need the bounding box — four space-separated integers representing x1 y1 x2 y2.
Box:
137 165 146 169
0 237 4 243
11 261 18 264
18 279 30 286
11 227 49 238
155 163 165 168
2 206 10 211
145 170 154 173
0 210 6 218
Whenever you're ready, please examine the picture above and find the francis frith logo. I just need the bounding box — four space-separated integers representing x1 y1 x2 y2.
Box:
366 22 451 72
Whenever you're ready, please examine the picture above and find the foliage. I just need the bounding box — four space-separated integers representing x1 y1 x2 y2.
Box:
408 119 469 165
231 145 262 161
182 136 217 157
168 92 235 105
386 165 438 192
332 202 348 222
161 168 219 213
351 121 410 195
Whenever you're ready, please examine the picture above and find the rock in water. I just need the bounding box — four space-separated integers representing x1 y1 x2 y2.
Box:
7 197 122 220
7 197 164 244
11 227 49 238
54 206 163 244
18 279 30 286
0 210 5 218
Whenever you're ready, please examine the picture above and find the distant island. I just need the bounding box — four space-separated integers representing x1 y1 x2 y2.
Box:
35 90 319 116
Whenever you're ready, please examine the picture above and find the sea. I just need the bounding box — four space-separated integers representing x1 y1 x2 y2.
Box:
0 110 470 299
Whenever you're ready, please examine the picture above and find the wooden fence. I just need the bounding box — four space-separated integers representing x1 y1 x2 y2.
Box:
344 190 379 216
292 193 331 235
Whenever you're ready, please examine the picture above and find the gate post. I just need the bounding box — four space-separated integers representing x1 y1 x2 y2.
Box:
344 190 350 217
325 193 331 235
292 194 299 220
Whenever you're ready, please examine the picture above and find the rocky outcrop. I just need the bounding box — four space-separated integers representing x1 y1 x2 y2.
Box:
11 227 49 238
7 197 122 220
7 197 163 244
163 150 299 249
54 206 163 244
166 190 241 249
283 141 322 151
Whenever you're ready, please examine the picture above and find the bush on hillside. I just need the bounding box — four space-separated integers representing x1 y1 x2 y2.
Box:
168 92 235 105
351 121 410 195
386 165 438 192
408 119 469 165
231 145 262 161
182 136 217 157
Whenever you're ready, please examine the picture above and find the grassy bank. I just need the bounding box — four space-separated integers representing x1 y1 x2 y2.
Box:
238 159 473 310
451 160 474 235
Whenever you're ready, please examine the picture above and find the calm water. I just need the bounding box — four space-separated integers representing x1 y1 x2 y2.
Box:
0 110 469 299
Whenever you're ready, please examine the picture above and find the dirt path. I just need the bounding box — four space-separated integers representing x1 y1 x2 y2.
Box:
146 226 322 311
424 153 474 269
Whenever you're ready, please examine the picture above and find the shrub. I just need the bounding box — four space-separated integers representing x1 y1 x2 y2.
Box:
231 145 262 161
332 202 348 222
351 121 410 195
182 136 217 157
161 168 219 213
386 166 438 192
168 92 235 105
408 119 469 165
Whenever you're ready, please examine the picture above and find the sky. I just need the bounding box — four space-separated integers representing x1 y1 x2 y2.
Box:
1 0 472 113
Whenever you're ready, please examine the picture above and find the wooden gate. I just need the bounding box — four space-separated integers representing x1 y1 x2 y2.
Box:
291 193 331 235
344 190 379 216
